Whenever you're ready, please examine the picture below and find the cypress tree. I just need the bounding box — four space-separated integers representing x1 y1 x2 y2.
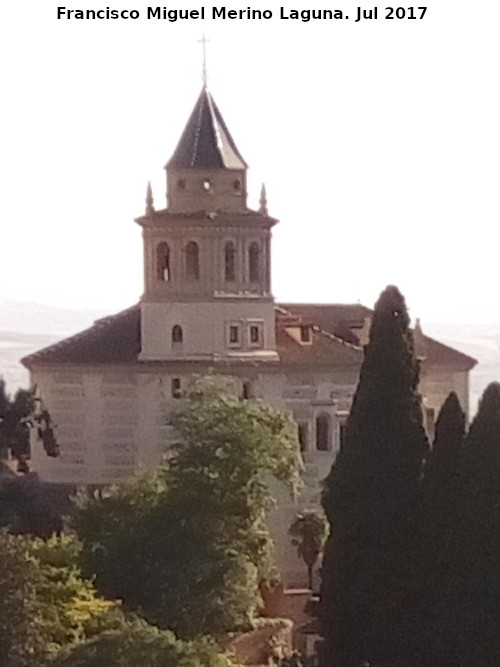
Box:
320 286 429 667
422 391 465 555
414 392 465 666
450 383 500 667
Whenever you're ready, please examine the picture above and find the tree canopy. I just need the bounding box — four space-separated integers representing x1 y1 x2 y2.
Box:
0 532 113 667
74 379 302 639
50 616 235 667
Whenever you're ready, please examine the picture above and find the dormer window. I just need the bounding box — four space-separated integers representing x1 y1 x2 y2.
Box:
300 325 312 343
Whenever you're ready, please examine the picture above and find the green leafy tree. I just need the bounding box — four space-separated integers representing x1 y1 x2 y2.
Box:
0 472 65 536
0 532 44 667
289 509 328 590
30 534 115 654
0 532 114 667
0 379 58 473
50 616 236 667
74 379 302 639
320 286 429 667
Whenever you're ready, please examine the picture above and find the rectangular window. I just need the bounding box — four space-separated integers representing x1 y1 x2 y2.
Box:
227 323 242 348
298 422 309 452
229 325 239 344
171 378 181 399
248 321 264 348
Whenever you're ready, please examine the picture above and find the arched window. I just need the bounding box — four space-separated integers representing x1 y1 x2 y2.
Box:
185 242 199 280
224 241 236 282
172 325 183 344
156 242 170 282
248 242 260 282
316 414 331 451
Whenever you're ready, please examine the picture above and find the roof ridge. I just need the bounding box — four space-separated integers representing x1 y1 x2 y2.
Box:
189 89 205 167
276 305 363 352
314 326 363 351
421 333 477 365
278 302 371 309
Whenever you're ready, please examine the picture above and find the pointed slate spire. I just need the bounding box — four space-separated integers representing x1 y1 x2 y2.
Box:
145 181 154 215
166 88 247 170
259 183 268 215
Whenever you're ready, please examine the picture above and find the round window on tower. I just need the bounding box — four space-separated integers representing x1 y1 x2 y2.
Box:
177 179 186 190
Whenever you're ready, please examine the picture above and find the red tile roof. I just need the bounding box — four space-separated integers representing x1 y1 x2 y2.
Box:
275 322 362 367
21 303 476 372
21 304 362 369
278 303 477 371
422 335 477 370
278 303 371 346
21 306 141 367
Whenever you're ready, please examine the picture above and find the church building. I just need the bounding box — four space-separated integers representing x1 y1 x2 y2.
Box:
22 86 476 585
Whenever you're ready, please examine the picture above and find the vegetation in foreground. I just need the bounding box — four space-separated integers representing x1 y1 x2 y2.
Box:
0 378 302 666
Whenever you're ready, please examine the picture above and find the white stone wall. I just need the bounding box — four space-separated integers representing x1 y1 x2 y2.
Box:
167 167 247 214
31 360 468 587
419 367 470 425
140 300 278 360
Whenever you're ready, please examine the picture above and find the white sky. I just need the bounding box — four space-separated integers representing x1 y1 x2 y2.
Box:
1 1 499 324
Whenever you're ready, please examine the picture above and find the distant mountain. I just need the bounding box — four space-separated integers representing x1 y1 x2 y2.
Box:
0 300 498 418
0 297 109 337
0 299 110 391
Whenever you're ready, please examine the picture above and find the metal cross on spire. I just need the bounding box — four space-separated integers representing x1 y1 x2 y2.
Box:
198 34 211 87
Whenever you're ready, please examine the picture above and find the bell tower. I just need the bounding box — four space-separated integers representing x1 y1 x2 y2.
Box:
136 87 279 363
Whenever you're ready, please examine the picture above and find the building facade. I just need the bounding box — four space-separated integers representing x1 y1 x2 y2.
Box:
22 87 476 586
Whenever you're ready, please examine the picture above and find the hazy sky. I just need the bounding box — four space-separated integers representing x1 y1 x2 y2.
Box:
1 1 499 324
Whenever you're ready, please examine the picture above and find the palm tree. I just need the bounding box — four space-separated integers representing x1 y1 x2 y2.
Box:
289 509 329 590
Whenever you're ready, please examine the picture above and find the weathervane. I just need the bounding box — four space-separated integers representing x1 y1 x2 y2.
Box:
198 34 210 87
